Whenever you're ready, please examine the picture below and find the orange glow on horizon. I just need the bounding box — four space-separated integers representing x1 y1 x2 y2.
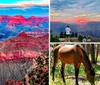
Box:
51 18 100 23
51 19 74 23
75 18 88 24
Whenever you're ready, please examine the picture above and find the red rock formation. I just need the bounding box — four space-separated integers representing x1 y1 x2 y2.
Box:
0 32 49 61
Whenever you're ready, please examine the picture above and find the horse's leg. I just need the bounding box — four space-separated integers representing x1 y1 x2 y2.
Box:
52 47 59 81
52 57 58 81
52 66 55 81
74 63 81 85
61 62 66 83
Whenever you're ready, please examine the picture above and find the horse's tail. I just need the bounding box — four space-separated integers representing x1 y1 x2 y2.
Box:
52 45 62 81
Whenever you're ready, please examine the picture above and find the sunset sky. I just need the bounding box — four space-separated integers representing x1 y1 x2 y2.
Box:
51 0 100 23
0 0 49 17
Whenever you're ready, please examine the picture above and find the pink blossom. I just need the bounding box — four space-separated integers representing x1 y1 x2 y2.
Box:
39 55 44 59
18 82 23 85
42 66 48 72
5 80 23 85
43 60 46 64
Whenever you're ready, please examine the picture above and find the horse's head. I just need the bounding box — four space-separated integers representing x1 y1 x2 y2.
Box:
87 68 95 85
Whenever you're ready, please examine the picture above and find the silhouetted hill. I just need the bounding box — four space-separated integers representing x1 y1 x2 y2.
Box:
51 22 100 38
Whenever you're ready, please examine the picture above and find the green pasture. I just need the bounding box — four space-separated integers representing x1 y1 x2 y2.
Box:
50 54 100 85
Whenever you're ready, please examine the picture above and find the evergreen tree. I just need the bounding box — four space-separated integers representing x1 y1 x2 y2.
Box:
64 32 66 38
75 32 78 37
70 32 74 37
60 32 63 38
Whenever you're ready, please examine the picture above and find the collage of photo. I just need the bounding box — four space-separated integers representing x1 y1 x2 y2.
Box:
0 0 99 85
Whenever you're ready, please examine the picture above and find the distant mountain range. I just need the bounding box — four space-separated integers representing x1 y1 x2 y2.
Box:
51 22 100 38
0 15 49 41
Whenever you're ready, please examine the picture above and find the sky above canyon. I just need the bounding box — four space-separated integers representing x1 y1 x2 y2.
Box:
0 0 49 17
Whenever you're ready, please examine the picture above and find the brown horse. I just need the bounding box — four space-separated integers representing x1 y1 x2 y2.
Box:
52 44 95 85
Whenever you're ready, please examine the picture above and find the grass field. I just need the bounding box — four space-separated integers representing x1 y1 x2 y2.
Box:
50 55 100 85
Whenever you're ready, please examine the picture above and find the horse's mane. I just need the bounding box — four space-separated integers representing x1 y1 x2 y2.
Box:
76 45 95 76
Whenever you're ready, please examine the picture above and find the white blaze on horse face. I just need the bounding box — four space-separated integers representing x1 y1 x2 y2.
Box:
58 45 75 53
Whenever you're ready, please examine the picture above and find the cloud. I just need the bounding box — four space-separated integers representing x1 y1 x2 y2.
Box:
0 0 49 8
74 14 88 18
51 0 100 12
51 0 100 22
51 0 78 10
95 15 100 17
50 13 60 17
0 5 49 17
51 0 96 10
1 6 49 11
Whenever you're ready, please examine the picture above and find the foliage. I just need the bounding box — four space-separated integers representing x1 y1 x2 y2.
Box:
50 34 59 42
5 80 23 85
74 32 78 37
59 32 78 38
78 35 84 41
23 53 48 85
70 32 75 37
60 32 64 38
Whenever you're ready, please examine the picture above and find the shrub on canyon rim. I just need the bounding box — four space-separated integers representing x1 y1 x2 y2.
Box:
23 53 48 85
5 80 23 85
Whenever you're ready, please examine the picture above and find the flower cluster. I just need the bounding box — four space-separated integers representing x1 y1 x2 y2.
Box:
5 80 23 85
23 53 48 85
